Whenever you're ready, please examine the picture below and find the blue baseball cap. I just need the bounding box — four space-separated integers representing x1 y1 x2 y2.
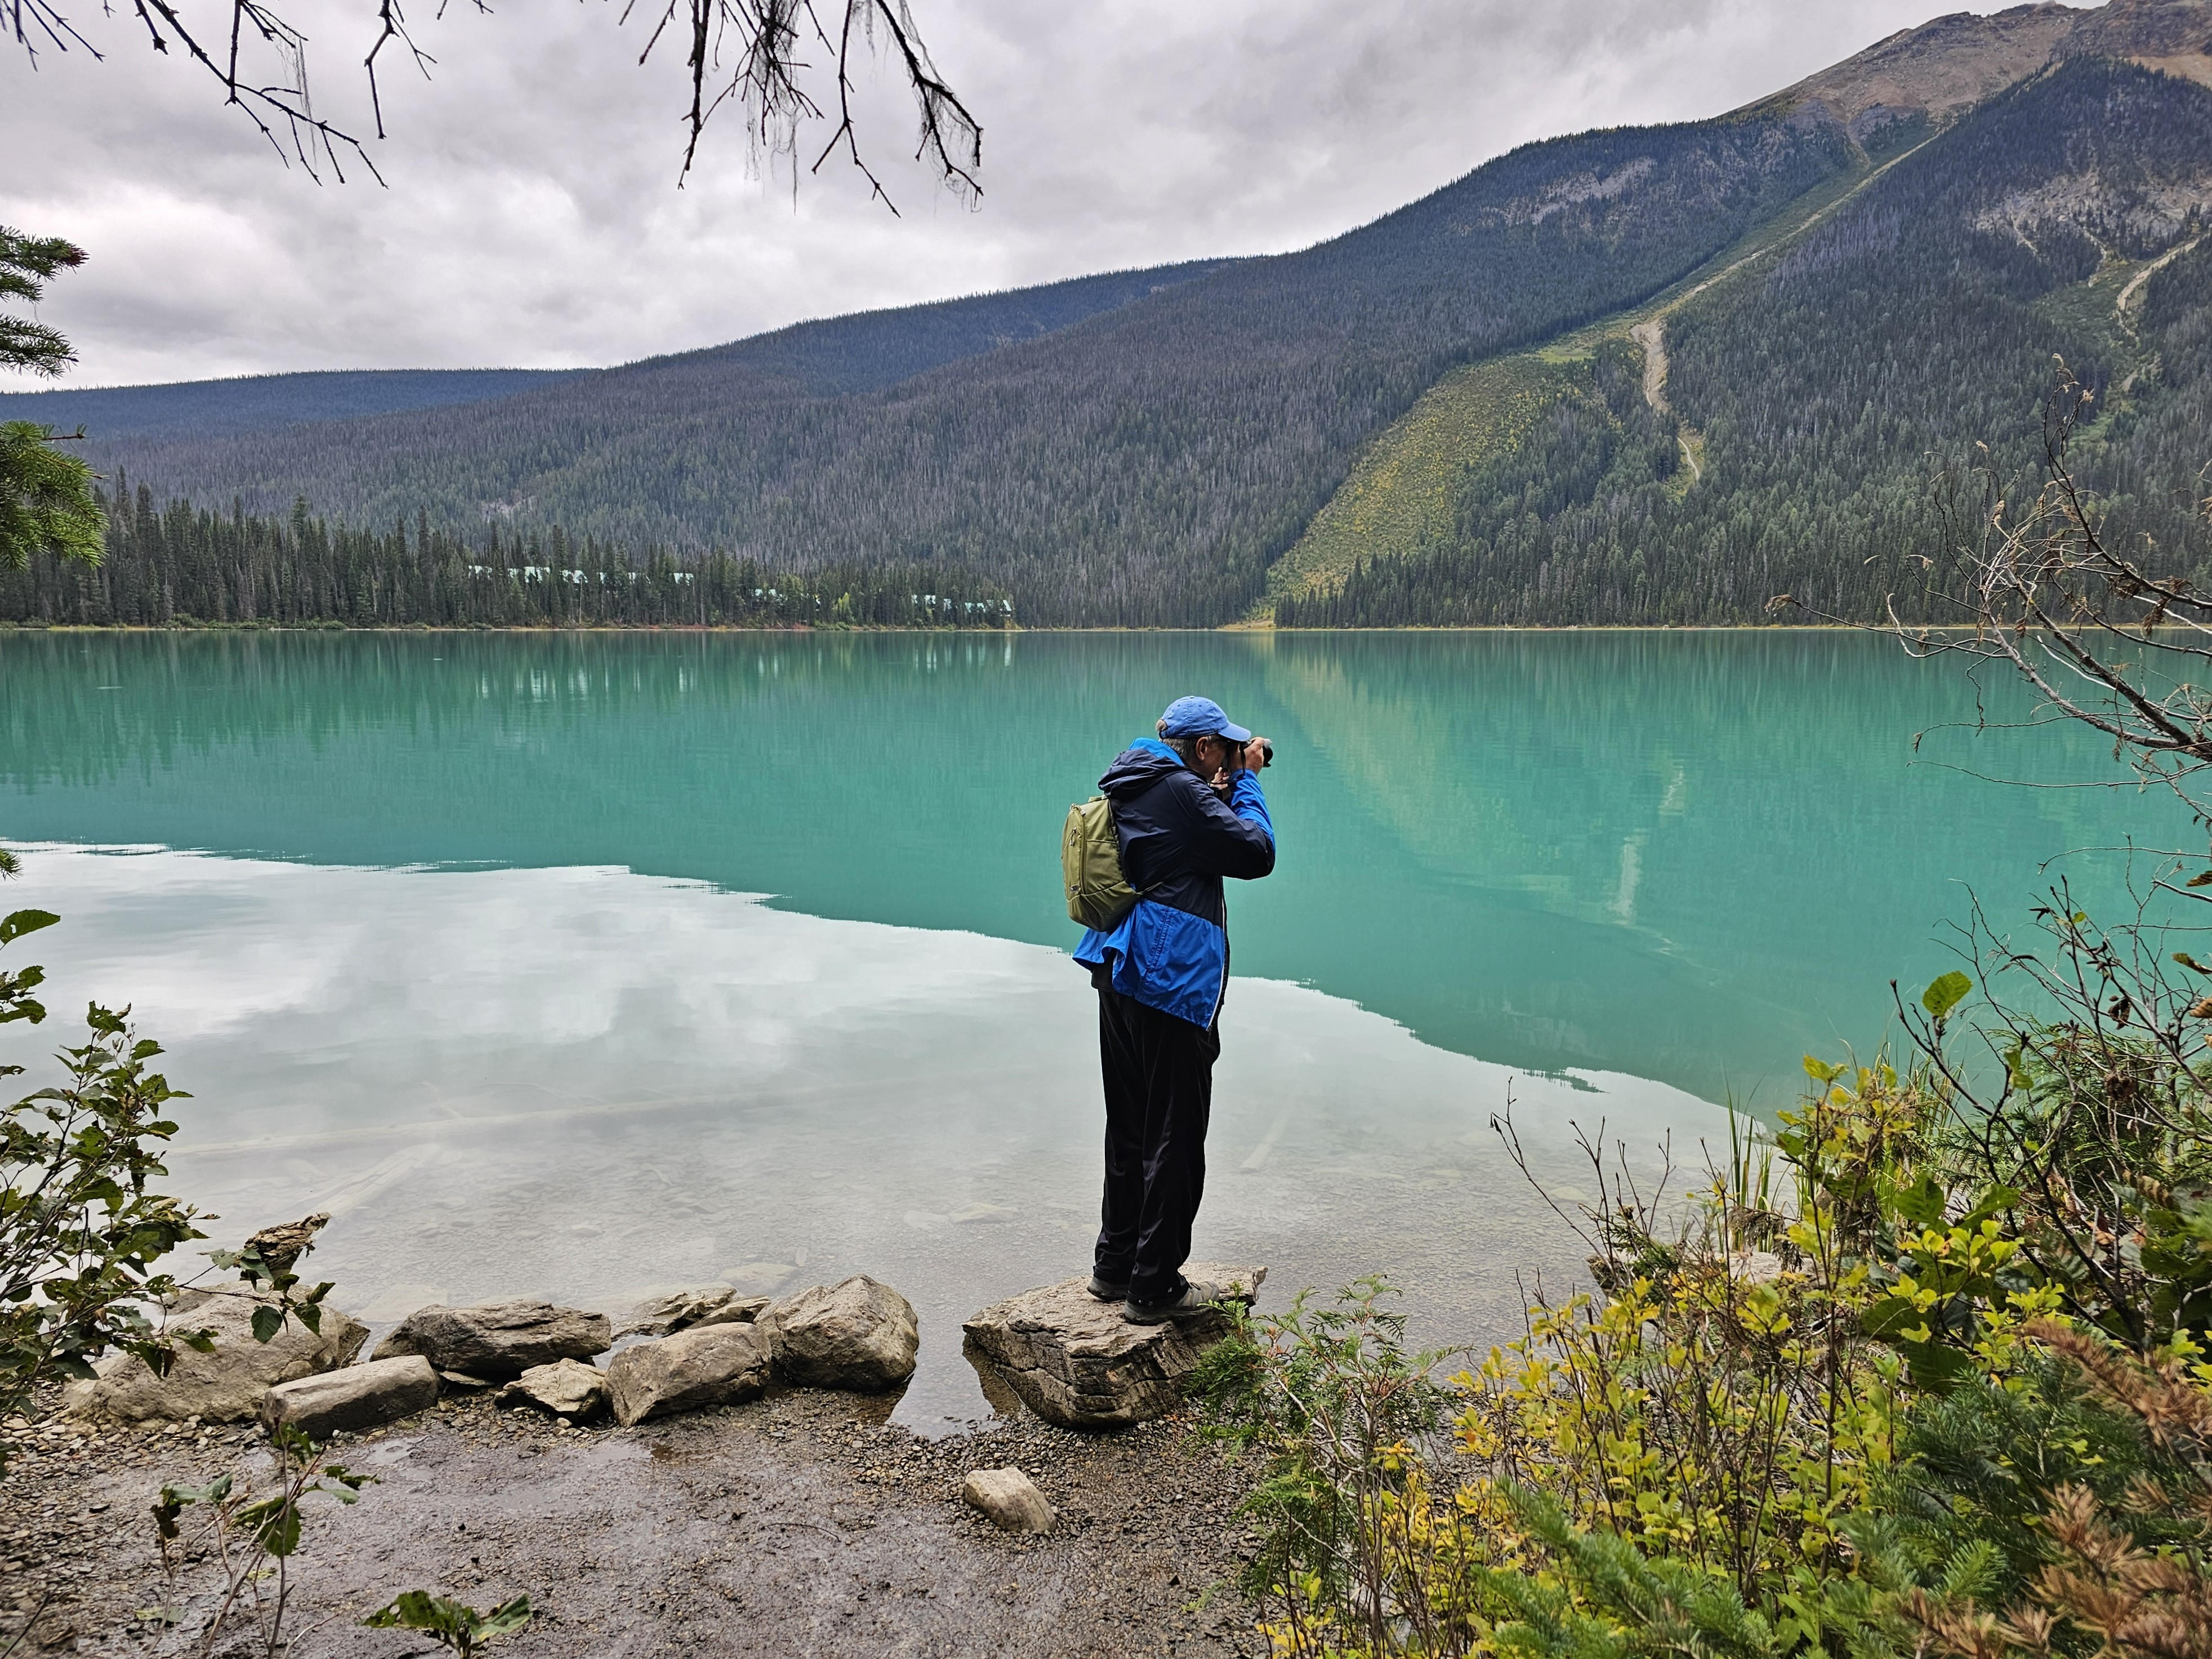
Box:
1158 695 1252 744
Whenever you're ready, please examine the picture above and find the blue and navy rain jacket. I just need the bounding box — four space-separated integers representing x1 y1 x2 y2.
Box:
1073 739 1276 1027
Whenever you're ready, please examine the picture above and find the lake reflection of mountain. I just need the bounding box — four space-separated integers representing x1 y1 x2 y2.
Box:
0 629 2176 1103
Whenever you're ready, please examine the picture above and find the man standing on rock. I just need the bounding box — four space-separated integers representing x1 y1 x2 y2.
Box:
1073 695 1275 1323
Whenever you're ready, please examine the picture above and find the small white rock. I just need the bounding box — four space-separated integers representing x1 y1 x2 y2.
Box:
962 1466 1056 1535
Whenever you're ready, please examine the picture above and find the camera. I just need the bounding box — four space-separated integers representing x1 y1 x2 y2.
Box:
1254 738 1273 768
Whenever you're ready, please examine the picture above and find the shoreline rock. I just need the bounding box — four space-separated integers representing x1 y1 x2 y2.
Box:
606 1322 771 1426
261 1355 438 1438
500 1358 610 1421
372 1299 611 1381
615 1285 769 1340
764 1276 920 1392
63 1291 368 1424
962 1264 1265 1430
962 1466 1057 1533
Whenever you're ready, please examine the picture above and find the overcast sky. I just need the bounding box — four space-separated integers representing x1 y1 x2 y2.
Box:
1 0 2063 387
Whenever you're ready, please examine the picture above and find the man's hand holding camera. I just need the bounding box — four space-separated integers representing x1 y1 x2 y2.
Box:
1193 731 1272 793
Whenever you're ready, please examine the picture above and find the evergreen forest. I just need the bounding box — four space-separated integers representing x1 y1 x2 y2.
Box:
0 483 1014 629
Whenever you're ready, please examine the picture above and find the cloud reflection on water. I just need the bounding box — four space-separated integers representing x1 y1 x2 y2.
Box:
14 845 1722 1429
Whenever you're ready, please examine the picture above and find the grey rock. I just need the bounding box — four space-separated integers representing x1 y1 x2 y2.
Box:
372 1299 610 1380
605 1322 771 1426
260 1356 438 1438
763 1276 919 1391
962 1263 1264 1430
242 1212 331 1276
1728 1250 1786 1286
615 1285 769 1340
499 1358 609 1420
63 1292 368 1424
962 1466 1056 1534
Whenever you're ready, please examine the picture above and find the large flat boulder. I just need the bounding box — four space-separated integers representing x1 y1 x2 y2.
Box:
962 1264 1264 1430
764 1276 918 1391
605 1322 771 1426
372 1299 610 1381
64 1292 368 1424
261 1356 438 1439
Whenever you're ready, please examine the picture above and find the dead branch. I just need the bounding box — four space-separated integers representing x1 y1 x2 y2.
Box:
7 0 979 202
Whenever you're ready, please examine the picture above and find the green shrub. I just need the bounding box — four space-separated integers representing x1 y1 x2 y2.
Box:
0 906 202 1461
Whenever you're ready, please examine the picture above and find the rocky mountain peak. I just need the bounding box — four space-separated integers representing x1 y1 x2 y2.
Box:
2056 0 2212 87
1768 0 2212 146
1765 5 2081 141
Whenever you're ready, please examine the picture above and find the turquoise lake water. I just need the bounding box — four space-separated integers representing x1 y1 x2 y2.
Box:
0 630 2184 1426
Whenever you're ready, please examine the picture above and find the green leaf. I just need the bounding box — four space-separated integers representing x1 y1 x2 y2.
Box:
155 1475 231 1541
365 1591 474 1639
1888 1175 1947 1229
1959 1185 2022 1230
239 1495 301 1558
365 1589 529 1654
1921 971 1973 1020
2176 952 2212 976
0 908 59 946
250 1304 283 1344
1898 1339 1977 1395
1861 1296 1924 1339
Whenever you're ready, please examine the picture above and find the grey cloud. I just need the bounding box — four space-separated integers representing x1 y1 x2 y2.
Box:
0 0 2052 386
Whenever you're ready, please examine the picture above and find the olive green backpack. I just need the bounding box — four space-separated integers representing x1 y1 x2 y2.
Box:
1062 795 1144 929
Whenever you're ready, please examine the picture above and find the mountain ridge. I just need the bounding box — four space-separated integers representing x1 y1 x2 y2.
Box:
0 260 1238 448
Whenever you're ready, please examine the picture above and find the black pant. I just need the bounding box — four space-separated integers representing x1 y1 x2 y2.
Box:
1094 988 1220 1304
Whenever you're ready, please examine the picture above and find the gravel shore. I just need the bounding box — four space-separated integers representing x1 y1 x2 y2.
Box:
1 1385 1268 1657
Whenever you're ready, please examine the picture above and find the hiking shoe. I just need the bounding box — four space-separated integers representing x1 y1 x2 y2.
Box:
1087 1274 1131 1301
1123 1278 1228 1324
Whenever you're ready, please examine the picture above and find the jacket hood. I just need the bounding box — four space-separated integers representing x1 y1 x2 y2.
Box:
1099 739 1185 800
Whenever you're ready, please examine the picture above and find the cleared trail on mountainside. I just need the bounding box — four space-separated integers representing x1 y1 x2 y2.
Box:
1264 132 1941 613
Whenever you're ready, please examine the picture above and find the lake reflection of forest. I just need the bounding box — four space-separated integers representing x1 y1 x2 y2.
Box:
0 629 2174 1103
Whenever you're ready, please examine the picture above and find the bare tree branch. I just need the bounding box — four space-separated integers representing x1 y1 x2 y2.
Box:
123 0 387 183
3 0 98 66
7 0 980 203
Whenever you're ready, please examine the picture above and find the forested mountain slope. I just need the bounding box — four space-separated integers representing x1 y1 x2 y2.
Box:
1277 52 2212 625
0 369 582 442
47 0 2212 628
86 114 1866 623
